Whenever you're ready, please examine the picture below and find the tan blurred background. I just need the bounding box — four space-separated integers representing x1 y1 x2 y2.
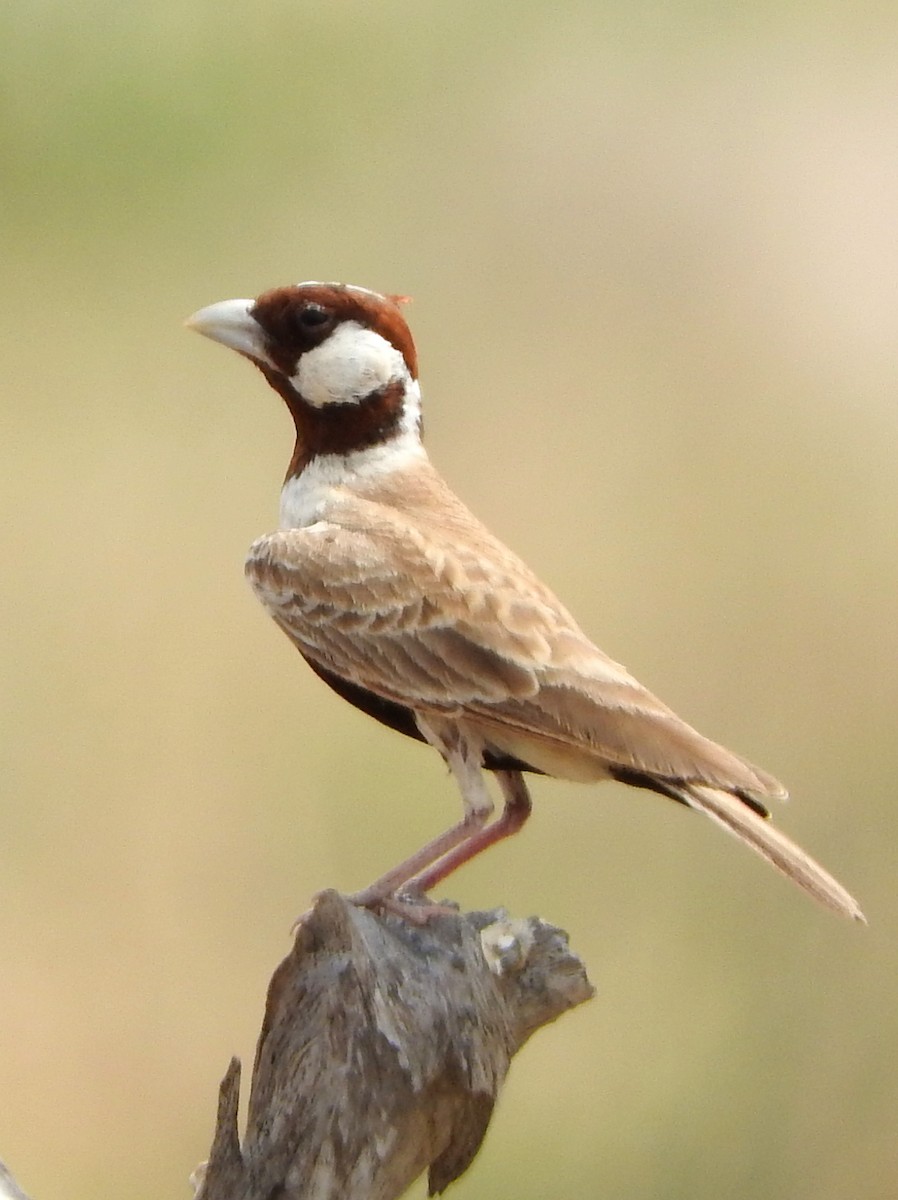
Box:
2 2 896 1197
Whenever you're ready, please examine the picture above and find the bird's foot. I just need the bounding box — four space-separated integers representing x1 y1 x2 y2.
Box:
346 883 459 925
290 886 457 935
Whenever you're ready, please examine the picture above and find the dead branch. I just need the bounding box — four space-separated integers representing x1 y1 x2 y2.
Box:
0 1161 32 1200
193 890 594 1200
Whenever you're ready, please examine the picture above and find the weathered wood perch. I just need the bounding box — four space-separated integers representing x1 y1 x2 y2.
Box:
0 1161 31 1200
193 889 594 1200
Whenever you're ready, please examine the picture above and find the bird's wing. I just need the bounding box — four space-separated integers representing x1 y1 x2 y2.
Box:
246 514 613 708
246 509 780 800
464 674 786 800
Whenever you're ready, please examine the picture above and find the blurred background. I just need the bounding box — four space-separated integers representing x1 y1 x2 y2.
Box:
1 2 896 1197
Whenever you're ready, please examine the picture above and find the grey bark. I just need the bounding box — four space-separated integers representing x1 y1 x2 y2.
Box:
193 890 594 1200
0 1162 32 1200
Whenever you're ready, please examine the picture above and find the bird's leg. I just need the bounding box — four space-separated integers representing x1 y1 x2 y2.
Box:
346 718 494 911
404 769 533 897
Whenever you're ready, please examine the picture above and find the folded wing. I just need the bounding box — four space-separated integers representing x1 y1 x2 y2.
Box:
246 513 783 803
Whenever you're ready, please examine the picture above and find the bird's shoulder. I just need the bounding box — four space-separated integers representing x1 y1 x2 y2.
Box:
244 462 614 674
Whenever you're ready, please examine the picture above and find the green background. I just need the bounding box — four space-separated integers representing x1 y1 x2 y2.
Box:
2 3 895 1197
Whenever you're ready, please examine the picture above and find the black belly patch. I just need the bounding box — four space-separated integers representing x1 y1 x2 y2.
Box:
303 656 540 774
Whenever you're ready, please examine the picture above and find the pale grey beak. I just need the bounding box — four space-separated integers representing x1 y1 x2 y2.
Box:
185 298 274 368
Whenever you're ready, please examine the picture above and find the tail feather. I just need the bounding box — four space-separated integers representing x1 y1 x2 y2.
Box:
674 783 865 922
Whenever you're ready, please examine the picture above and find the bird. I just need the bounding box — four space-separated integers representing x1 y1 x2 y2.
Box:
186 281 864 922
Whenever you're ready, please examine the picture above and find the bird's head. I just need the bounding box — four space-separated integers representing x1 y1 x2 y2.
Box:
186 282 421 474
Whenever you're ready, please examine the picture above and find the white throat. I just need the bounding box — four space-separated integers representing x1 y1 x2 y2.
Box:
278 378 426 529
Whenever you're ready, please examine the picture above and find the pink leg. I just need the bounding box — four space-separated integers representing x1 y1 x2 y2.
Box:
346 807 490 909
348 715 496 909
404 770 533 896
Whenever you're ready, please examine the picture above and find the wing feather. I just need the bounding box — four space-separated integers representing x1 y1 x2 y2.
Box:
247 498 783 800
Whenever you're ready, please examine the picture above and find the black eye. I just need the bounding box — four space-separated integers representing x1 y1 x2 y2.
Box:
297 304 331 328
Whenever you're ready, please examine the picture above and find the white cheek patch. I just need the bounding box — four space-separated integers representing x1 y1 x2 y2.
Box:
290 321 408 407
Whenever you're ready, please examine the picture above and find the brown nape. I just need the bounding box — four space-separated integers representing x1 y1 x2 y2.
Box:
251 283 418 379
260 371 409 478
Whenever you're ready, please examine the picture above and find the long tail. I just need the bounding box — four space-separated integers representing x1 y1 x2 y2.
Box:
672 783 865 922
